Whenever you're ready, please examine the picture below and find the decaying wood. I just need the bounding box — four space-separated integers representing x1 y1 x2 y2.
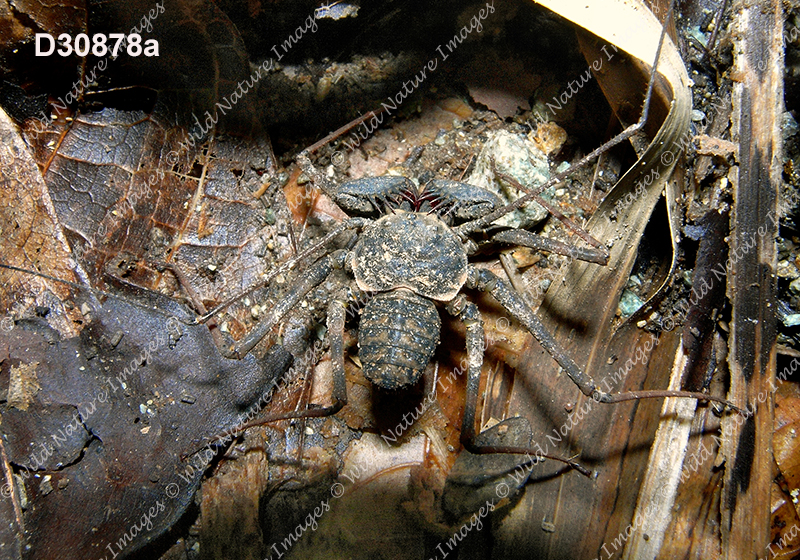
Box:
721 0 781 556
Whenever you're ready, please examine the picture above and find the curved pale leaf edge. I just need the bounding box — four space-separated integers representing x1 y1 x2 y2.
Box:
0 108 88 337
491 1 694 558
534 0 689 381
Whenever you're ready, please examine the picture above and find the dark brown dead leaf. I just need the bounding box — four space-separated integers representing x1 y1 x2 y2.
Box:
15 99 290 349
769 484 800 560
0 104 83 336
0 95 294 554
0 0 294 548
775 378 800 519
0 293 292 559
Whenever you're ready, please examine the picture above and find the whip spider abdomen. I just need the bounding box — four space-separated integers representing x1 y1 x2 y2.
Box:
359 289 441 390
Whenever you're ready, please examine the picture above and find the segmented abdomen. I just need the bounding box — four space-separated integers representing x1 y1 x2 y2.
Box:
359 289 441 390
